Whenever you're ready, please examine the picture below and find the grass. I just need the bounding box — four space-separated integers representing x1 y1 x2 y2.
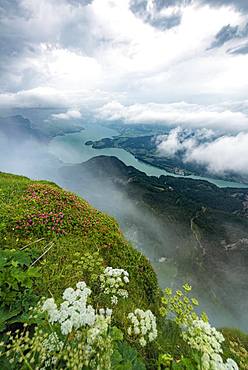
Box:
0 172 159 299
0 172 247 369
0 172 160 363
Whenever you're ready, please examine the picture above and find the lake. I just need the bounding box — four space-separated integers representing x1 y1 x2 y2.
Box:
49 123 247 329
49 123 248 188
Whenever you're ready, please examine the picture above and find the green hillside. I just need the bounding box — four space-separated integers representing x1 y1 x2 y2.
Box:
0 171 158 309
0 172 247 369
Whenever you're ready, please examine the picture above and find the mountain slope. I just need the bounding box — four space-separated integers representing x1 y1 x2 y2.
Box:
0 171 159 316
0 115 47 142
59 155 248 330
0 170 247 369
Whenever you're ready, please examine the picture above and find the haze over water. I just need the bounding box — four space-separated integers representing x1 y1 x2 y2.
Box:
49 123 248 189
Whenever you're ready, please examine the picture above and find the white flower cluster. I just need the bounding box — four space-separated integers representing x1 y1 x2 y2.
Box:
183 319 239 370
42 281 96 335
127 309 157 347
182 319 224 355
87 313 111 347
201 353 239 370
81 312 113 368
42 332 63 353
40 333 63 369
100 266 129 305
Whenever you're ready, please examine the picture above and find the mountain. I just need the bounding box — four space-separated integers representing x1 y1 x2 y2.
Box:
0 115 47 142
0 171 158 323
1 171 247 369
0 171 160 368
89 134 248 184
59 155 248 330
0 113 83 143
0 115 64 179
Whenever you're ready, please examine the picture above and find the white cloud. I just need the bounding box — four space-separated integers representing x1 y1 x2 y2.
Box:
51 109 82 120
157 126 248 176
156 126 214 157
97 101 248 132
0 87 67 108
156 127 184 157
1 0 248 178
1 0 247 104
185 132 248 175
0 86 117 109
0 0 248 179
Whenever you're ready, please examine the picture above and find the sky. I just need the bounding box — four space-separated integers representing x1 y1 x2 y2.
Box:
1 0 248 175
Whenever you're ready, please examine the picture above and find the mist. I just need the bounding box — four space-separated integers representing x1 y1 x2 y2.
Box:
0 112 247 331
56 159 248 331
0 134 61 180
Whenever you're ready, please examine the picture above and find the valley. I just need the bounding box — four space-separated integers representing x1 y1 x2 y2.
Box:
59 155 248 331
88 128 248 186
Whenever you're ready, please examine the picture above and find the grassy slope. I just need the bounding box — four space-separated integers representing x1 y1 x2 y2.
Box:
0 172 247 368
0 172 159 313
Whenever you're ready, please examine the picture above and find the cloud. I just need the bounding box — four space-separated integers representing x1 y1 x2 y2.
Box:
0 0 248 150
228 41 248 54
156 126 214 156
0 86 117 109
129 0 184 30
199 0 248 12
211 24 240 48
210 21 248 51
185 132 248 175
51 109 82 120
156 126 248 176
97 101 248 132
0 0 246 103
0 87 68 108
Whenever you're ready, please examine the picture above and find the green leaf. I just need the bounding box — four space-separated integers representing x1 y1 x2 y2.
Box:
111 349 123 365
112 342 146 370
0 307 22 332
11 260 19 268
111 327 124 341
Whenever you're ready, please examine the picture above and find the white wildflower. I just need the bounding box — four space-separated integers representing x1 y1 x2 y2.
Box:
225 358 239 370
100 267 129 305
127 308 157 347
111 295 118 305
76 281 86 290
42 298 60 324
123 276 129 283
42 281 96 335
42 333 63 353
106 308 112 317
183 319 239 370
61 319 73 335
63 287 76 303
139 337 147 347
